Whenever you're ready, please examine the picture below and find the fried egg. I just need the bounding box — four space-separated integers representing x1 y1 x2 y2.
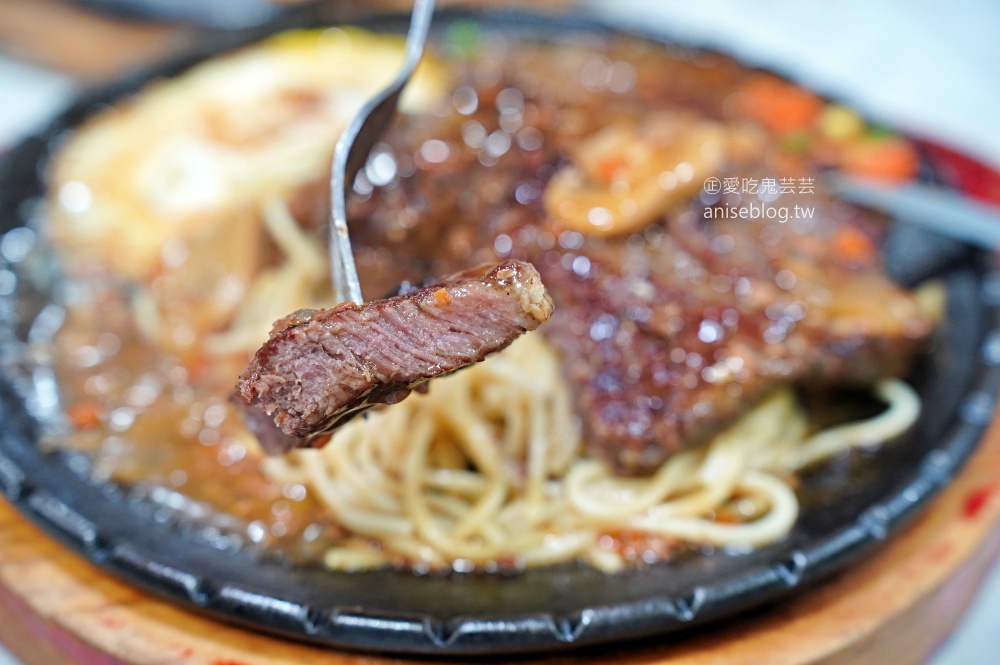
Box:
48 28 450 280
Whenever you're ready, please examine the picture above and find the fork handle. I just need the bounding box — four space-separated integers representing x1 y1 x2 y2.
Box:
328 0 436 305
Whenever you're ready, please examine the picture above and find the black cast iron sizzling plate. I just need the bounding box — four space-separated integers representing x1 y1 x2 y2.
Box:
1 7 1000 657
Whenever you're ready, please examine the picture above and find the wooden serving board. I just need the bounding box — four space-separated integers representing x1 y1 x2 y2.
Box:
0 412 998 665
2 2 998 664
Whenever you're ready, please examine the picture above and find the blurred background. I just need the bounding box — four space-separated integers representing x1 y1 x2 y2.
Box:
0 0 997 663
2 0 998 168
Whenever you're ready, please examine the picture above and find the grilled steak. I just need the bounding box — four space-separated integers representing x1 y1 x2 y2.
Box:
237 260 553 453
537 183 934 472
279 58 934 472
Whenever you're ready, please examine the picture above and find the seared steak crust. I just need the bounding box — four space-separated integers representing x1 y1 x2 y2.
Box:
277 53 934 472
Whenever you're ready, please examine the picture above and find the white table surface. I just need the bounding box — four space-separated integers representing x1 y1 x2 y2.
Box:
1 1 998 662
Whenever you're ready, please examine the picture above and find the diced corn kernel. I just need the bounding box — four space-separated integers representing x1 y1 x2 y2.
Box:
820 104 865 141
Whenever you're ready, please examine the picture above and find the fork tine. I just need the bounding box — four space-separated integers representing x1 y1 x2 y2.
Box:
328 0 437 305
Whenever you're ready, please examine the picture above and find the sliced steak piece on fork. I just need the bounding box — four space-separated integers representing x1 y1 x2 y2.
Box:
236 260 553 454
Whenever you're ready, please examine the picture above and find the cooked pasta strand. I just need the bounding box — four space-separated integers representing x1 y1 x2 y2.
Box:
263 332 919 572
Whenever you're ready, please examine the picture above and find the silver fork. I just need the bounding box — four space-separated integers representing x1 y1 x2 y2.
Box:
328 0 437 305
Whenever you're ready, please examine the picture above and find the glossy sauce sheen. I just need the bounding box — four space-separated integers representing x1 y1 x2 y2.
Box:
51 36 927 563
337 41 929 472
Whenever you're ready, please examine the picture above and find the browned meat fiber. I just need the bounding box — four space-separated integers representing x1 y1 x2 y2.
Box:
236 261 553 453
538 187 935 473
282 60 935 473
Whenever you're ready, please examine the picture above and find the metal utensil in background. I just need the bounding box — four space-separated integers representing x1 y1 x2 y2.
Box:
328 0 436 305
825 173 1000 250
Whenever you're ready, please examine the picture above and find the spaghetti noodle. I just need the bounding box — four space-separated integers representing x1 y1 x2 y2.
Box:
43 29 931 576
264 333 920 573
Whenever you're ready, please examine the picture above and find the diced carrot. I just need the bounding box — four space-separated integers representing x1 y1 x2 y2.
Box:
596 155 628 182
738 75 822 135
842 137 920 183
183 353 212 383
833 225 876 264
434 288 452 305
68 402 102 429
